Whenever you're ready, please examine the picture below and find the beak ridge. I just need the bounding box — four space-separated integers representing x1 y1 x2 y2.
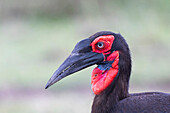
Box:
45 52 104 89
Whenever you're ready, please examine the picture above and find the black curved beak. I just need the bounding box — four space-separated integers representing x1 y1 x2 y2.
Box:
45 39 104 89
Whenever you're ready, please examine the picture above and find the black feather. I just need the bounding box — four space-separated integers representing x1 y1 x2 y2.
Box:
90 31 170 113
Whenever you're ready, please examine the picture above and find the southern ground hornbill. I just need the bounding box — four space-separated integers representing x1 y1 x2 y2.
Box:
45 31 170 113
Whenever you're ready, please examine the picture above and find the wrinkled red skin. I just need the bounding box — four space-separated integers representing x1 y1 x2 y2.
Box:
91 51 119 95
90 35 119 95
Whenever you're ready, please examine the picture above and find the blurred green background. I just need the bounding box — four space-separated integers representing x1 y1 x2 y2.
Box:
0 0 170 113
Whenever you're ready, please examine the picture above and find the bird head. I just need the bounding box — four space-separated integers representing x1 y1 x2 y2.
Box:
45 31 131 95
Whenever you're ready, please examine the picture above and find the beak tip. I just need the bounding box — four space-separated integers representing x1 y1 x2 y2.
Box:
45 85 49 89
45 82 51 89
45 75 59 89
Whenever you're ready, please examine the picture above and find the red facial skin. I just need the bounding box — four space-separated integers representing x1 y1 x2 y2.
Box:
90 35 119 95
90 35 114 54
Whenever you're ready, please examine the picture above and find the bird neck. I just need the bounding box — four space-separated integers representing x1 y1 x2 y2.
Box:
91 51 131 113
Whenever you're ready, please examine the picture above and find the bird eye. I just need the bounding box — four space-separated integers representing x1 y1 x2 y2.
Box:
97 42 104 48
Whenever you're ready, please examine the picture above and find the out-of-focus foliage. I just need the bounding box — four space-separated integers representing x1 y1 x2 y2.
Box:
0 0 170 113
1 0 170 19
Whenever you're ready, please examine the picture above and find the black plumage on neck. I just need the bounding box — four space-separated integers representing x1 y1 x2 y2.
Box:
91 33 132 113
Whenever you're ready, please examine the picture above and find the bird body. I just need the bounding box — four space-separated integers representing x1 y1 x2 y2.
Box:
92 91 170 113
118 92 170 113
45 31 170 113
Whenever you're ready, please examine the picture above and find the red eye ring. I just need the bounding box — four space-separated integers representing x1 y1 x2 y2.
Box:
90 35 115 53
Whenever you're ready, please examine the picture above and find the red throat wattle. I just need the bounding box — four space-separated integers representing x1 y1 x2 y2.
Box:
90 35 119 95
91 51 119 95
